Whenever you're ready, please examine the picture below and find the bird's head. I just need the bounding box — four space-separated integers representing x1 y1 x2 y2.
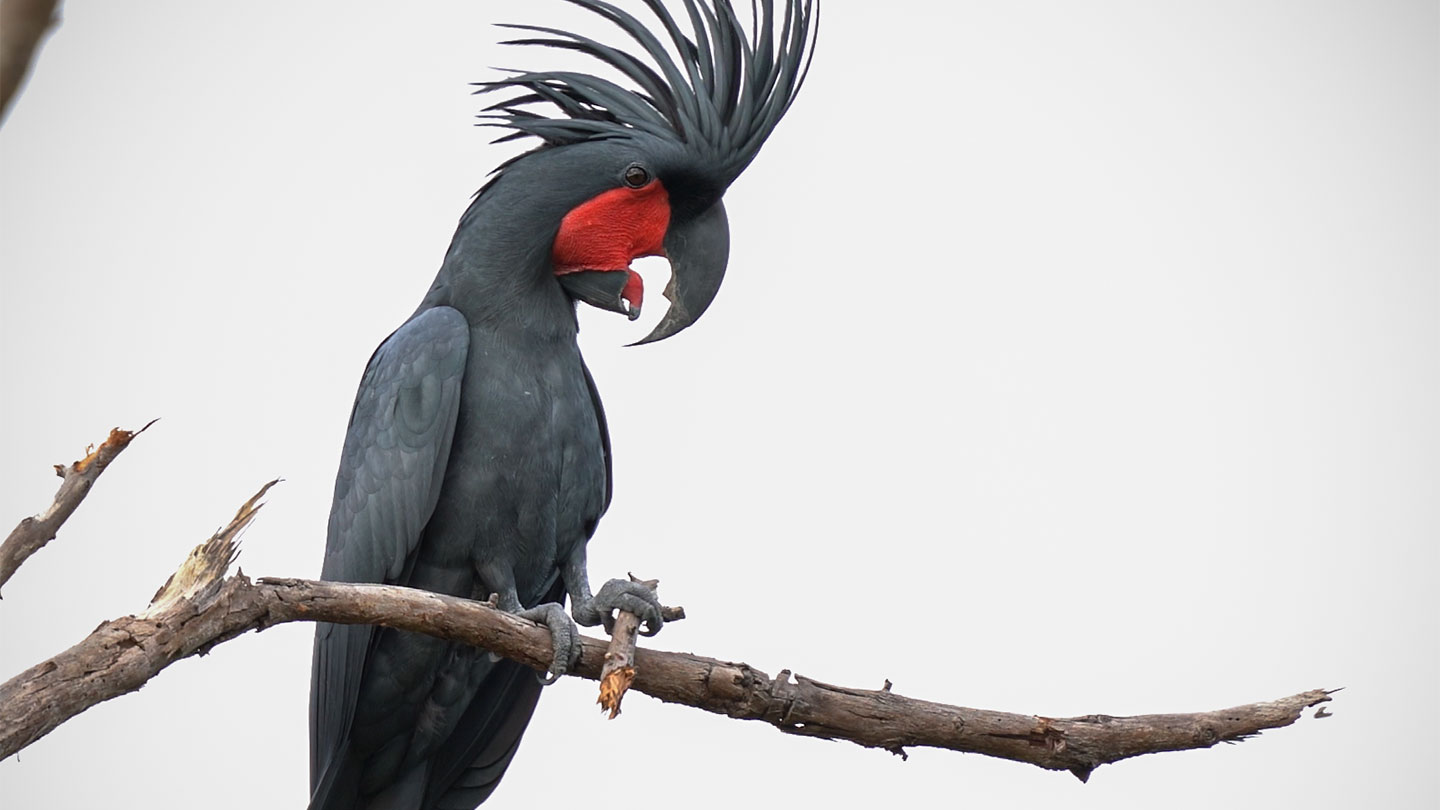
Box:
476 0 817 344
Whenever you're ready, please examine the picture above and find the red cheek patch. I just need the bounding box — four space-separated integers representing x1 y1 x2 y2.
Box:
552 180 671 275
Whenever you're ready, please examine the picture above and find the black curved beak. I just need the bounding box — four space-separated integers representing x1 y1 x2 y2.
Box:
557 270 641 320
630 199 730 346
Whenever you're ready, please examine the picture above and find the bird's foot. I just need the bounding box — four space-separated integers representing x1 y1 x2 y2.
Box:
516 602 581 685
572 577 665 636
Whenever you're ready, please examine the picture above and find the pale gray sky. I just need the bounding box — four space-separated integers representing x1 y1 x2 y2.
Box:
2 1 1436 808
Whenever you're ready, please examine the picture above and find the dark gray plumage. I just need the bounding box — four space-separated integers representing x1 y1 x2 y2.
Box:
309 2 816 808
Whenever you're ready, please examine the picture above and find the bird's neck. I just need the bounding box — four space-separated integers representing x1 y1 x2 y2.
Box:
417 203 578 342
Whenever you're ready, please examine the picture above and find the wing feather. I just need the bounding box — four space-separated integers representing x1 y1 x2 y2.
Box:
309 306 470 808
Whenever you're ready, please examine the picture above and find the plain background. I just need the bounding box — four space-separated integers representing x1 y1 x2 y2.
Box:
2 1 1436 807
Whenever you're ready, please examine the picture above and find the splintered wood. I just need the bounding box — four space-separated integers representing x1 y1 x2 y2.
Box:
597 664 637 719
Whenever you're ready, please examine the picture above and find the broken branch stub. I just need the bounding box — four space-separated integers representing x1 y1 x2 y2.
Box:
596 574 659 719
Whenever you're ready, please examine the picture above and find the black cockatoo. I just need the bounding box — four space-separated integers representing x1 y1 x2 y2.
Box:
308 2 817 808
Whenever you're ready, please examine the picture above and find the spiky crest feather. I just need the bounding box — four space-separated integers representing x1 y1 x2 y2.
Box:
475 0 817 189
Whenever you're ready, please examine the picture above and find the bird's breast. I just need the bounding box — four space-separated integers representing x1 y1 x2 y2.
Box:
414 327 607 606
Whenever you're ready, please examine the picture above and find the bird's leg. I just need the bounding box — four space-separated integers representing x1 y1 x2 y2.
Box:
485 576 579 685
563 546 665 637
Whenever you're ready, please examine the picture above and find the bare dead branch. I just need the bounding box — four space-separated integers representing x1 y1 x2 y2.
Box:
0 482 1336 777
0 420 155 596
0 0 60 125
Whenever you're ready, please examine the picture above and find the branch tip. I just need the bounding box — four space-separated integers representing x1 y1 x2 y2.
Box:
1 421 155 594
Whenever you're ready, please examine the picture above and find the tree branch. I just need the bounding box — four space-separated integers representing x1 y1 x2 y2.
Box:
0 0 60 125
0 420 154 596
0 482 1336 778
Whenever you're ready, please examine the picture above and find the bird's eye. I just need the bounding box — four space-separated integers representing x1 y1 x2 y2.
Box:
623 164 651 188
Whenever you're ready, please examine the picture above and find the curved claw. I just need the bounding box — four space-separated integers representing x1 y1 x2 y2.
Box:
580 578 665 637
517 601 581 684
